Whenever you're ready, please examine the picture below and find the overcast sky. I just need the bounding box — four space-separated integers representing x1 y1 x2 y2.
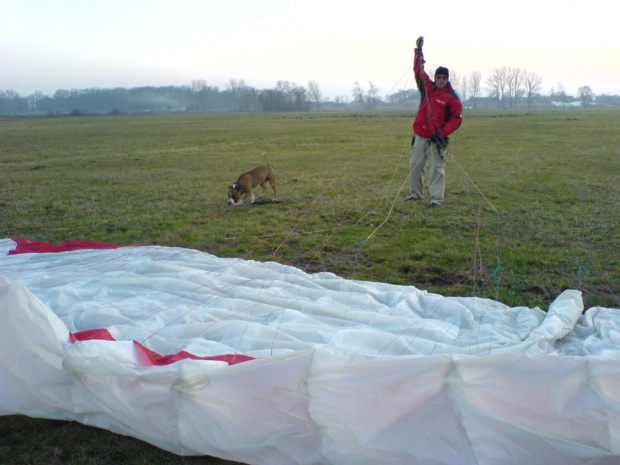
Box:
3 0 619 99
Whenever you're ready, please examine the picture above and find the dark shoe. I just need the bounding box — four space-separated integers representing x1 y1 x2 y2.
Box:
428 202 441 208
405 195 422 201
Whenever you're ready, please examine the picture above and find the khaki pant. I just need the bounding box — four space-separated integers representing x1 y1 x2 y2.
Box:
408 136 446 205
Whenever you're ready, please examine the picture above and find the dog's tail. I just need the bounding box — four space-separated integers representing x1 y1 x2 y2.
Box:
262 152 271 166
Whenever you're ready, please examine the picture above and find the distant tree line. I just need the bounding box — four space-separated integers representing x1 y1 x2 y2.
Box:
0 79 321 116
1 71 618 116
450 68 613 110
0 78 414 115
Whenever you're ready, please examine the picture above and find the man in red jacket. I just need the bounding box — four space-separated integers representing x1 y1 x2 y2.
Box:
406 36 463 207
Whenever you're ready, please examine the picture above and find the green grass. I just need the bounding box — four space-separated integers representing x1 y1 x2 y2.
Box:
0 416 242 465
1 110 619 463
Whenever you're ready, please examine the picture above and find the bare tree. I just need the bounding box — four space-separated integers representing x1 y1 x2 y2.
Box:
307 80 322 109
237 83 257 112
276 80 292 93
506 67 525 108
191 80 207 92
486 67 510 108
227 79 248 111
448 70 459 91
352 81 365 108
452 72 468 104
578 85 594 108
367 82 380 109
386 89 419 106
258 81 310 111
523 71 543 108
468 71 482 109
448 70 464 101
27 91 46 112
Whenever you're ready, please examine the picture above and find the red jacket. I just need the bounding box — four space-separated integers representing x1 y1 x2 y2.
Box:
413 49 463 139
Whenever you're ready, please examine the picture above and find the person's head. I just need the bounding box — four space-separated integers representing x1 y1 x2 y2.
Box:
434 66 449 88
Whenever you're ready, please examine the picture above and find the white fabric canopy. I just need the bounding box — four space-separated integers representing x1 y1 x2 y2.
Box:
1 238 619 464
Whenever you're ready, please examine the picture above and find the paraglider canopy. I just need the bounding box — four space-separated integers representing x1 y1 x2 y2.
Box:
1 238 619 464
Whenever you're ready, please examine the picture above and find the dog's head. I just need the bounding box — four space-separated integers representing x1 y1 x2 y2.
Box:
228 182 244 205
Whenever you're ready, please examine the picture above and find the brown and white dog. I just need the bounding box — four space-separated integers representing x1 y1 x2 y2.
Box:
228 155 278 206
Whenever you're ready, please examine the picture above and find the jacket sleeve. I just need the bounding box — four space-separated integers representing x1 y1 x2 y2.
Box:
414 49 431 96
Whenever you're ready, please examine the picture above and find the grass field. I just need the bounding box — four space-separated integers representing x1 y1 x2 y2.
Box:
1 109 619 463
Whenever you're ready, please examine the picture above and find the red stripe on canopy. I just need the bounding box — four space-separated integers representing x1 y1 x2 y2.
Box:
133 341 255 366
9 238 123 255
70 328 116 342
69 329 255 366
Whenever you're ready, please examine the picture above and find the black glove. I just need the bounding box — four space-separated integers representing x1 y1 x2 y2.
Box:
430 132 448 150
416 36 424 50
